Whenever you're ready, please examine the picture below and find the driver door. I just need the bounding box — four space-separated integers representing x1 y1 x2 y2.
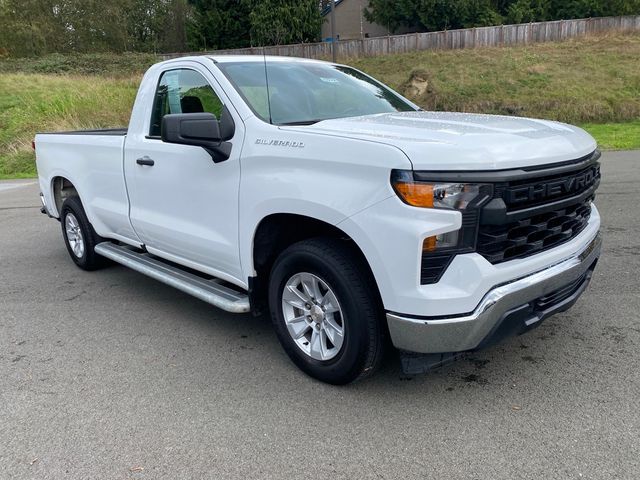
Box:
124 66 244 285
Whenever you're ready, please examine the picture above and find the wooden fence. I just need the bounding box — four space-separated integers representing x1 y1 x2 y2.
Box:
161 15 640 61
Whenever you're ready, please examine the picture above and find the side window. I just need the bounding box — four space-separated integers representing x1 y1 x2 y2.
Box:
149 69 224 137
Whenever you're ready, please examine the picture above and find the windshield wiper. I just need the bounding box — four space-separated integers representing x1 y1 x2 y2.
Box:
278 119 325 126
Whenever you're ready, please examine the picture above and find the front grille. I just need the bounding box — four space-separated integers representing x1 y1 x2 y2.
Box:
495 163 601 211
417 151 600 282
477 197 593 263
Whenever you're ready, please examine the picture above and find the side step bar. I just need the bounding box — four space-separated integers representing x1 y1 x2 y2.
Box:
94 242 250 313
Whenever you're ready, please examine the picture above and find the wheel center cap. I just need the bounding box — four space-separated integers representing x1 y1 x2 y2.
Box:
310 305 324 323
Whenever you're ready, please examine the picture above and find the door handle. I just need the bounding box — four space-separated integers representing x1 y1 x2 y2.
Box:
136 156 155 166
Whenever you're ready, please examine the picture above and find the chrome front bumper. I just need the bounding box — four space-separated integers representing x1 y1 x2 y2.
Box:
387 233 602 354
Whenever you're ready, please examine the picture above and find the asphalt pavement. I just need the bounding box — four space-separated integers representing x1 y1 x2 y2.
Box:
1 152 639 479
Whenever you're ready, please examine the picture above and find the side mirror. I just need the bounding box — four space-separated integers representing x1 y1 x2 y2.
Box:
161 109 235 163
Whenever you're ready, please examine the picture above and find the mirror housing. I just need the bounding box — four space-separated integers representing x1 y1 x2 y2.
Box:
161 108 235 163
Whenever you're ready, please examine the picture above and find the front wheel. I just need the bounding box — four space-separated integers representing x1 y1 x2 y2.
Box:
268 238 384 384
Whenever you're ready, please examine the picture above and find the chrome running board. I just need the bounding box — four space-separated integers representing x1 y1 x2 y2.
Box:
94 242 250 313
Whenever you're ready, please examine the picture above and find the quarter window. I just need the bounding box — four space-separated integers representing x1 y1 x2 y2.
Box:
149 69 223 137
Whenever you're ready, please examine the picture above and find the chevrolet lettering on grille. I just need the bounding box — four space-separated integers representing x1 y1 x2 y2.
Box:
504 165 600 204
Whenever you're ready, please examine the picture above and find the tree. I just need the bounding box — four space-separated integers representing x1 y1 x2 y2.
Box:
187 0 252 50
505 0 549 23
0 0 189 56
158 0 189 52
362 0 422 32
364 0 505 32
0 0 66 56
365 0 640 33
249 0 323 46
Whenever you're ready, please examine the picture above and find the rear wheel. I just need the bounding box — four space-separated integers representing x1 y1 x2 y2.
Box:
60 196 107 271
268 238 384 384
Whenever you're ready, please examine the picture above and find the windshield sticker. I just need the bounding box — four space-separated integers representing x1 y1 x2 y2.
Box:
165 71 182 114
319 77 339 84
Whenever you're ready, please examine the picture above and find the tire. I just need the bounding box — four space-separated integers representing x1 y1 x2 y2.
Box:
268 238 385 384
60 196 107 271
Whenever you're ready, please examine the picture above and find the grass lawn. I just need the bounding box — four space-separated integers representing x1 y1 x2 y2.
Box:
1 33 639 179
580 120 640 150
0 74 139 178
351 33 640 125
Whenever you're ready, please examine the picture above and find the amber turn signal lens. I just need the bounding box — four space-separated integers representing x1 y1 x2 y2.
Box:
393 182 434 207
422 236 437 252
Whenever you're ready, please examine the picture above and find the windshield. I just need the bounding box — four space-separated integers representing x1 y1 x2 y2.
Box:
217 60 417 125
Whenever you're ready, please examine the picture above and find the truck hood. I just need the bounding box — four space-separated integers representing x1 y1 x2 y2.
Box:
294 112 597 171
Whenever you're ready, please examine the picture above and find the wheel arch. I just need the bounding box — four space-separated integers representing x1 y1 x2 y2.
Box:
50 175 80 217
248 213 383 315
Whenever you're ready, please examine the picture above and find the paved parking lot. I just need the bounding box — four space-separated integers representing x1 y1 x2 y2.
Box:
1 152 639 479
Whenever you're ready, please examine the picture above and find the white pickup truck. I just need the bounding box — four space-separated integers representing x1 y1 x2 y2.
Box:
35 55 601 384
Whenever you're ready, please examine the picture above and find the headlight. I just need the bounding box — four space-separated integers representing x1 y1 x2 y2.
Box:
391 170 493 254
391 170 490 210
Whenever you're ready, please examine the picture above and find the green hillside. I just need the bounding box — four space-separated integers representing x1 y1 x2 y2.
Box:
1 33 639 179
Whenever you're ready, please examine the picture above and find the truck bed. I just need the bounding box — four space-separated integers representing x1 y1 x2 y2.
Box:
35 128 132 240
